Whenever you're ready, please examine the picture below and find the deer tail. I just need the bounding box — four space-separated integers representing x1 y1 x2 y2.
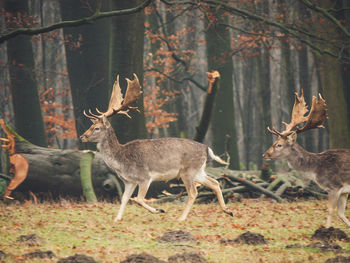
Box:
208 147 229 165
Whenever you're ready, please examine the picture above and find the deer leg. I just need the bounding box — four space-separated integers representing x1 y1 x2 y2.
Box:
326 191 338 228
198 175 233 217
135 181 165 214
114 182 136 222
178 174 198 221
337 193 350 227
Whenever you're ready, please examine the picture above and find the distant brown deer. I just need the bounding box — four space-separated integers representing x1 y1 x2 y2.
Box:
80 74 233 222
263 91 350 228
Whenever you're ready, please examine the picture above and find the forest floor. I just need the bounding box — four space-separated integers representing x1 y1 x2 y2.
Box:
1 198 350 263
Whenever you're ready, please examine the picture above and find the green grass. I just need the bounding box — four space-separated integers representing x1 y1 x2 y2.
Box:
0 199 349 262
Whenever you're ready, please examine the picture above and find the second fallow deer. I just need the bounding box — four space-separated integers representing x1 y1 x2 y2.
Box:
80 74 233 222
263 90 350 228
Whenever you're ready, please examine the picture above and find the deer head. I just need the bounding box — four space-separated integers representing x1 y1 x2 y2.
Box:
80 74 142 143
263 90 327 160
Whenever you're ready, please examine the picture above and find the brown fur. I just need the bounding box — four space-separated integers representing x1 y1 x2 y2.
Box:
264 133 350 227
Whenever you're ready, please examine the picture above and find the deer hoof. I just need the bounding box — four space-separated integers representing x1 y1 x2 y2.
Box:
157 208 166 213
113 217 122 222
225 210 234 217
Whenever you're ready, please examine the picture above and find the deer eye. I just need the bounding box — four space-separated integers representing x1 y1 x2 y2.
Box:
276 144 282 148
94 127 100 131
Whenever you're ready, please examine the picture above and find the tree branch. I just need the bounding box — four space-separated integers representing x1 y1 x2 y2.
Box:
161 0 350 62
301 0 350 38
0 0 152 44
145 67 206 91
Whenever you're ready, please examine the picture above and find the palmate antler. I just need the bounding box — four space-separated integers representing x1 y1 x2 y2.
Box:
84 73 142 121
267 90 327 137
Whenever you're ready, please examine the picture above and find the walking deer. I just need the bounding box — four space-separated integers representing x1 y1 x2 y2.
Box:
263 91 350 228
80 74 233 222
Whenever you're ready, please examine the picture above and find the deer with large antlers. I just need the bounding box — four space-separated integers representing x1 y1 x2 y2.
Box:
263 90 350 228
80 74 233 222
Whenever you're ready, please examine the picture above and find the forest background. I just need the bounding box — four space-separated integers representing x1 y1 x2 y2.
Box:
0 0 349 182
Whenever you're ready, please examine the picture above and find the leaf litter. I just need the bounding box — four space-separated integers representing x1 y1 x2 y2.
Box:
1 200 350 262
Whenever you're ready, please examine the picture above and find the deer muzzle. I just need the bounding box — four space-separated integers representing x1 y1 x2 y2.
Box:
80 134 88 142
262 152 273 160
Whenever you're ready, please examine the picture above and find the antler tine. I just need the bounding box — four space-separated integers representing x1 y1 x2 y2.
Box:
88 109 102 119
96 108 104 115
267 126 279 136
83 110 98 120
296 93 327 133
267 126 288 138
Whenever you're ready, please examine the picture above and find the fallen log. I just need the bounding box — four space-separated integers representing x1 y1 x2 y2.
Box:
0 122 119 199
275 181 291 197
0 123 168 200
223 174 284 203
13 138 115 199
206 167 284 203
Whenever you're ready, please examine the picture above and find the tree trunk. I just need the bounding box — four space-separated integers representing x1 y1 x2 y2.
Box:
242 59 254 169
297 2 315 152
5 0 47 147
109 0 147 143
256 50 272 167
278 0 295 120
316 56 350 148
205 6 239 169
340 0 350 138
60 0 110 149
313 0 350 148
194 72 220 142
32 0 75 149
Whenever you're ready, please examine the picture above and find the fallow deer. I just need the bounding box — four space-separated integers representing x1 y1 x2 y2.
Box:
263 90 350 228
80 74 233 222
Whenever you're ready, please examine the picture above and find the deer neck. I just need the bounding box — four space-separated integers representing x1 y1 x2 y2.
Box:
98 127 122 155
286 143 319 173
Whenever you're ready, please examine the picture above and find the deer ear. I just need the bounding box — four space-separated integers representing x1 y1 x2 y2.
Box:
287 132 297 144
102 115 111 128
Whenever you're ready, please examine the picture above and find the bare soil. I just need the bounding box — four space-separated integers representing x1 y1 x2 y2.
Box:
168 252 207 263
57 254 98 263
120 252 207 263
311 226 350 242
0 250 6 260
325 256 350 263
221 231 268 245
307 242 343 252
158 230 196 243
23 249 56 259
17 233 46 246
120 253 167 263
